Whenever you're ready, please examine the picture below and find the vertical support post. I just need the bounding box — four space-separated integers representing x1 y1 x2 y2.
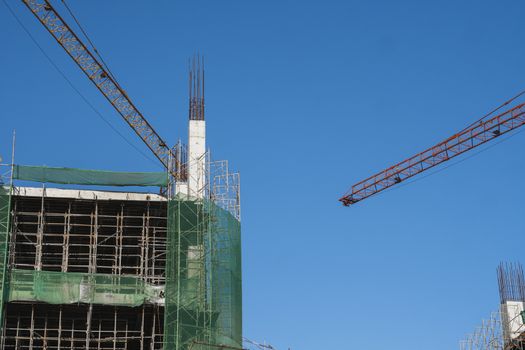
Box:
140 205 148 279
140 305 145 350
86 303 93 349
62 202 71 272
124 320 129 350
118 205 124 276
58 306 62 349
88 206 94 275
205 199 214 345
151 228 156 285
150 306 156 350
70 319 74 349
0 131 15 339
14 312 19 350
113 307 117 350
29 304 34 349
145 220 150 284
97 319 102 350
175 201 182 350
35 185 45 271
86 200 97 349
88 200 98 277
43 311 48 349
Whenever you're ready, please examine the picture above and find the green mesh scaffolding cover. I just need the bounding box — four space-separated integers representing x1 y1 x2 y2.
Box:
0 186 11 325
8 269 162 307
13 165 168 187
164 198 242 350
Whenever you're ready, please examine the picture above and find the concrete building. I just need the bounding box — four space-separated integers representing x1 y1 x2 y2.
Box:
0 95 242 349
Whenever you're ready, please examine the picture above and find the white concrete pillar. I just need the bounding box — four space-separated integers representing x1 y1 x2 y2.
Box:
502 301 525 341
187 120 206 198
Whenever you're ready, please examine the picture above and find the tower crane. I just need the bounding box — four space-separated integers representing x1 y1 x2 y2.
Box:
19 0 184 180
339 95 525 206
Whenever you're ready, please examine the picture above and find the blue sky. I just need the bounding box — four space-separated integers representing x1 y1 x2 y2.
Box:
2 0 525 349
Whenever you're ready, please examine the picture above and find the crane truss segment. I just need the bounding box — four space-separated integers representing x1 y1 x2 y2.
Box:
340 102 525 206
21 0 180 178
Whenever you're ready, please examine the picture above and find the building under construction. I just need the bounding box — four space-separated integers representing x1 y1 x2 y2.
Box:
0 123 241 350
0 1 243 349
460 262 525 350
0 66 242 350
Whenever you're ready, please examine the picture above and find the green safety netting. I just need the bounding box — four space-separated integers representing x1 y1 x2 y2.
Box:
13 165 168 187
209 201 242 348
8 269 163 307
164 198 242 350
2 163 242 349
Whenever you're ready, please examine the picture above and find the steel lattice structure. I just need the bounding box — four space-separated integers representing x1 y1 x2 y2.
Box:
340 102 525 206
20 0 182 179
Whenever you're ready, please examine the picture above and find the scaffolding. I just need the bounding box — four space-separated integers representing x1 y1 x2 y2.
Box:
164 158 242 350
0 161 241 349
460 311 503 350
2 184 166 349
460 263 525 350
0 163 13 331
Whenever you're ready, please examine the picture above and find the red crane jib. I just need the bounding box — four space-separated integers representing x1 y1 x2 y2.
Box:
340 102 525 206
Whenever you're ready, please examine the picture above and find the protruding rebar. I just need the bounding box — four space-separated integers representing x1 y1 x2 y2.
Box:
189 54 205 121
497 262 525 304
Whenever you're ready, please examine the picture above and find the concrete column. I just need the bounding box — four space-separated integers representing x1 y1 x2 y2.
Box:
187 120 206 198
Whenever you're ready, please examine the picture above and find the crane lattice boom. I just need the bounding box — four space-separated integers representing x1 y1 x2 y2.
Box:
21 0 180 178
340 102 525 206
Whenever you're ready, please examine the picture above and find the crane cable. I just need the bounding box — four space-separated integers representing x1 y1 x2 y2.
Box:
457 88 525 135
2 0 162 169
377 88 525 200
60 0 120 85
379 124 525 199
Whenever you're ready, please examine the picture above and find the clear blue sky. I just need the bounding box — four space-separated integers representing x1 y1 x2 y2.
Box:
2 0 525 349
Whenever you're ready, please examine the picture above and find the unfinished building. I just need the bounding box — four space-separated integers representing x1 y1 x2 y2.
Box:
0 96 242 349
460 262 525 350
1 0 243 348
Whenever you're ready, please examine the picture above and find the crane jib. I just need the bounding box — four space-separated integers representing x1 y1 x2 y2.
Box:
21 0 181 179
340 103 525 206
